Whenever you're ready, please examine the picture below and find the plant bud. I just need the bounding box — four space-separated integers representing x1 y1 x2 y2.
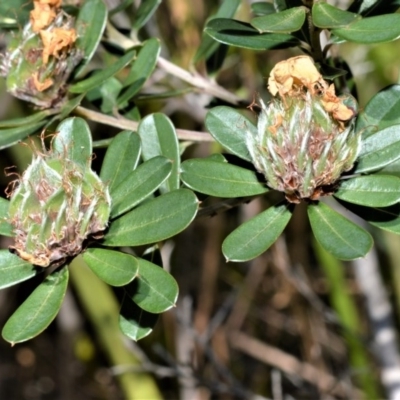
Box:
246 56 360 203
8 144 111 267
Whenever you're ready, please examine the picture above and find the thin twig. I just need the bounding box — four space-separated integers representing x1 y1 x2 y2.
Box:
74 106 214 142
229 330 363 399
156 57 243 105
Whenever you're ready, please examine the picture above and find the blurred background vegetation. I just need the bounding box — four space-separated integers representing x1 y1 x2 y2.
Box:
1 0 400 399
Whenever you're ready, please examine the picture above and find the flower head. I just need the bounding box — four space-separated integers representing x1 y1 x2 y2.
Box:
246 56 360 203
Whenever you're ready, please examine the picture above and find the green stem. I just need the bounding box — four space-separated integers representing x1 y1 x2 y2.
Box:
69 256 163 400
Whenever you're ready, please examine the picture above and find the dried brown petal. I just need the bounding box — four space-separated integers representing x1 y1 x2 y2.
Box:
268 55 327 97
40 28 77 64
32 72 54 91
30 2 56 32
321 84 355 121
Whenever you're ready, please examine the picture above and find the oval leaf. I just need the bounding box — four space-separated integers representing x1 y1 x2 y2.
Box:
125 257 178 313
357 85 400 137
104 189 198 246
69 50 136 94
340 201 400 235
205 106 255 161
193 0 241 64
119 297 158 341
132 0 162 30
205 18 300 50
0 110 51 128
335 175 400 207
251 7 306 33
83 248 138 286
312 3 361 28
118 38 161 104
0 250 38 289
100 131 141 193
138 113 180 193
251 2 276 16
333 14 400 44
53 117 92 167
111 156 172 218
355 125 400 173
222 202 292 262
307 202 373 260
74 0 108 78
181 159 268 197
2 267 69 344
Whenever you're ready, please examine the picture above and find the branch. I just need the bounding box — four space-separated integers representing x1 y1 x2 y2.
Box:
74 106 214 142
105 22 244 105
156 57 243 105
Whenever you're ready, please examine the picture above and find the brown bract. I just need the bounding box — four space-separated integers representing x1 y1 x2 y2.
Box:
40 28 77 64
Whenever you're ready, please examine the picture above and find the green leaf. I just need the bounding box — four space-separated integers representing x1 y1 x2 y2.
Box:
355 125 400 173
340 201 400 235
251 2 276 16
132 0 162 31
138 113 180 193
125 257 178 313
251 7 306 33
222 202 292 262
104 189 198 246
2 267 68 344
348 0 400 17
0 198 13 237
307 202 373 260
52 117 92 167
333 14 400 44
205 18 300 50
0 110 51 128
99 77 123 114
69 50 136 94
83 248 138 286
119 297 158 341
110 0 133 15
312 3 361 28
111 156 172 218
0 251 38 289
205 106 255 162
74 0 108 78
100 131 141 193
0 121 47 150
117 38 161 105
193 0 241 63
357 85 400 136
180 159 268 197
335 175 400 207
274 0 304 10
